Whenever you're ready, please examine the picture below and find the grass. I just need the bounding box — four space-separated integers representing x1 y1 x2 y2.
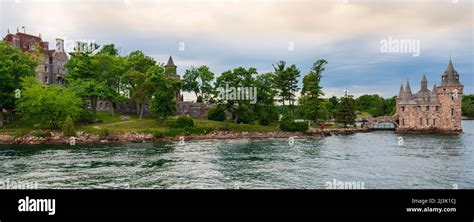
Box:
0 112 280 138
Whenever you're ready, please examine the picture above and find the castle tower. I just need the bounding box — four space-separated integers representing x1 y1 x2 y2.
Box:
164 56 182 102
435 59 463 131
164 56 177 77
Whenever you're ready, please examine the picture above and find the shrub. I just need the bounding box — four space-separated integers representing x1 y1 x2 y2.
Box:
98 128 110 137
62 115 76 136
207 106 226 122
279 115 309 132
172 116 195 128
78 109 95 124
32 132 49 138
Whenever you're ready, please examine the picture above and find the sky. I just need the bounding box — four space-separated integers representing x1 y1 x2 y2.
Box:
1 0 472 101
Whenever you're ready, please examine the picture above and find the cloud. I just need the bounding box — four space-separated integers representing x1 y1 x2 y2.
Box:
1 0 472 100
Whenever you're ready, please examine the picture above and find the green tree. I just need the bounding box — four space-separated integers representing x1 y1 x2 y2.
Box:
254 72 279 125
335 92 356 128
272 61 300 113
124 50 157 119
462 94 474 118
148 66 182 125
16 77 83 129
62 115 76 136
300 59 327 122
0 41 37 127
215 67 257 124
182 66 215 102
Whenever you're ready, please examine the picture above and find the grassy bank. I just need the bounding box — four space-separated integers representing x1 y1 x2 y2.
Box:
0 112 280 138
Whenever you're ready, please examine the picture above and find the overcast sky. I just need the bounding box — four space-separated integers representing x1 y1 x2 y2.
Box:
1 0 472 101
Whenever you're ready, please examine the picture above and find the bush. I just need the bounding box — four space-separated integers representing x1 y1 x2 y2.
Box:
78 109 94 124
172 116 195 128
279 115 309 132
32 132 49 138
97 128 110 137
62 115 76 136
207 106 226 122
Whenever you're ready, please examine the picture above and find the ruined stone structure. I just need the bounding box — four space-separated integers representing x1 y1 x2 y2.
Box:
396 60 463 132
3 31 68 85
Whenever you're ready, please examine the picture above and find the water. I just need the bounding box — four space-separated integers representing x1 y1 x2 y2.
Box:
1 121 473 189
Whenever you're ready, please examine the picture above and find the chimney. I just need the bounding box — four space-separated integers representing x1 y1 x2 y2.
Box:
55 38 64 52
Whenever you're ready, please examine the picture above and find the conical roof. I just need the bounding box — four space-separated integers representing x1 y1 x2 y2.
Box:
166 56 176 67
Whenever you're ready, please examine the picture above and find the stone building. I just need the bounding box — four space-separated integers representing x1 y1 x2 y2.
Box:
396 60 463 132
95 56 210 118
3 31 68 85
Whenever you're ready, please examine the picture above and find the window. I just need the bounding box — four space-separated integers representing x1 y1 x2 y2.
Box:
420 118 423 126
402 119 405 126
451 108 455 117
426 118 429 126
401 106 405 112
433 119 436 125
435 106 440 112
426 106 430 111
416 106 420 112
44 76 48 84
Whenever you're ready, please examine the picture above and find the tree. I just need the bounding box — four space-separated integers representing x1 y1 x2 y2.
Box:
300 59 327 122
182 66 215 102
148 66 182 125
65 50 111 116
462 94 474 118
335 92 356 128
272 61 300 113
16 77 83 129
0 41 37 127
215 67 257 124
254 72 279 125
124 50 157 119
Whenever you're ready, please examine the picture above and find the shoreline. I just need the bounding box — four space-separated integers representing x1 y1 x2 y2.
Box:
0 128 371 145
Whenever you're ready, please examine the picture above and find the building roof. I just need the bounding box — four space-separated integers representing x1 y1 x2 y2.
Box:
441 59 462 87
3 32 51 55
165 56 176 67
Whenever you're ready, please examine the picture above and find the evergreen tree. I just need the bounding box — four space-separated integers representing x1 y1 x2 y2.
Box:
335 90 356 128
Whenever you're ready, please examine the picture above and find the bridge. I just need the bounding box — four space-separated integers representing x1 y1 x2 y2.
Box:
363 115 399 130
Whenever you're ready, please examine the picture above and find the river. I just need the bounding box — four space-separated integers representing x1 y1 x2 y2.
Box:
1 121 473 189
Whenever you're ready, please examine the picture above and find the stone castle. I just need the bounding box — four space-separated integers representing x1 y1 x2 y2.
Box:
3 31 68 85
396 60 463 132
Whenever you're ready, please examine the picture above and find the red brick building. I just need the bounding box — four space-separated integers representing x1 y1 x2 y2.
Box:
3 31 68 85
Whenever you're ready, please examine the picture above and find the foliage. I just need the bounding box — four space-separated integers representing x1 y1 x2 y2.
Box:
272 61 300 111
335 93 356 127
354 94 395 117
182 66 215 102
0 41 37 126
207 106 226 121
148 66 182 125
254 72 279 125
279 112 309 132
462 94 474 117
16 77 83 129
215 67 258 124
300 59 327 122
172 116 195 128
62 115 76 136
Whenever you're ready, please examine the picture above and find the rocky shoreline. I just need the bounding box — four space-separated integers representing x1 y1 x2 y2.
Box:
0 128 371 145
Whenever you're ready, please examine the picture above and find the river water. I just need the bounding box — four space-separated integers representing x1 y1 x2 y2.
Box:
1 121 473 189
